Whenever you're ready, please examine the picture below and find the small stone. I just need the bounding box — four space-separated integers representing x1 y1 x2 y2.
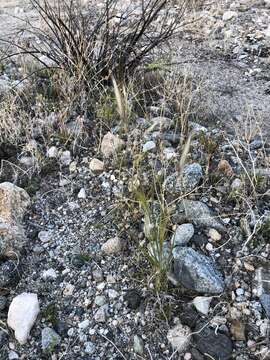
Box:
143 141 156 153
133 335 144 355
7 293 40 345
231 178 242 191
173 247 225 294
19 156 36 167
222 11 237 21
78 320 90 330
94 296 107 307
94 306 107 323
89 158 104 172
206 243 214 252
63 284 75 297
101 132 124 158
41 327 61 353
42 268 57 280
38 231 52 243
193 296 212 315
107 289 118 299
47 146 58 158
146 116 174 133
175 200 225 232
60 150 72 166
85 341 95 355
77 188 86 199
171 223 194 247
260 293 270 318
8 351 19 360
167 322 191 353
208 228 221 242
101 237 122 255
124 289 142 309
218 160 233 176
92 269 104 282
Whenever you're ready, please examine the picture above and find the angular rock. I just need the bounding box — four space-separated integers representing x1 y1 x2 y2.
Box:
101 132 124 158
0 222 27 257
260 294 270 319
8 293 40 344
175 200 225 232
171 223 194 247
164 163 203 194
101 237 122 255
42 327 61 353
133 335 144 355
143 141 156 153
47 146 58 158
194 322 233 360
145 116 174 134
0 182 30 223
89 158 104 172
173 247 225 294
167 322 191 353
193 296 212 315
59 150 71 166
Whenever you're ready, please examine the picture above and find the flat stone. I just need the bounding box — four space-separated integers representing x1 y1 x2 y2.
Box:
133 335 144 355
173 247 225 294
7 293 40 345
175 200 225 232
89 158 104 172
193 296 212 315
101 237 122 255
194 322 233 360
171 223 194 247
143 141 156 153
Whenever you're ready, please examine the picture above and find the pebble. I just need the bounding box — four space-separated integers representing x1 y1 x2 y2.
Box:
208 228 222 242
89 158 104 172
101 237 122 255
60 150 72 166
167 322 191 352
133 335 144 355
41 327 61 353
143 141 156 152
171 223 194 247
77 188 86 199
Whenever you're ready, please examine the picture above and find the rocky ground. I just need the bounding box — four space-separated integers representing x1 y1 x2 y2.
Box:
0 1 270 360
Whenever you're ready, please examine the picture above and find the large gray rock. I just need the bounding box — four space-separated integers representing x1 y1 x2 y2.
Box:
175 200 225 232
164 163 203 194
42 327 61 353
173 247 225 294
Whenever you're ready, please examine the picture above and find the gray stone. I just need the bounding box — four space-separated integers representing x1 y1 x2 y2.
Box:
175 200 225 232
164 163 203 194
171 223 194 246
194 322 233 360
167 322 191 352
94 306 107 323
260 294 270 318
133 335 144 355
101 132 124 158
173 247 225 294
146 116 174 133
41 327 61 353
94 295 107 307
85 341 95 355
0 296 7 311
143 141 156 153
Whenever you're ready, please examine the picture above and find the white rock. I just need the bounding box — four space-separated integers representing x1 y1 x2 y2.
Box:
47 146 58 158
231 178 242 190
78 319 90 330
77 188 86 199
19 156 36 167
193 296 212 315
89 158 104 172
167 323 191 353
8 351 19 360
7 293 40 345
101 132 124 158
60 150 72 166
143 141 156 153
208 228 222 242
222 11 237 21
42 268 57 280
38 231 52 243
101 237 122 255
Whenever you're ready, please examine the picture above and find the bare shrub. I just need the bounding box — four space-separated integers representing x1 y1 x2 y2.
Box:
1 0 188 87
